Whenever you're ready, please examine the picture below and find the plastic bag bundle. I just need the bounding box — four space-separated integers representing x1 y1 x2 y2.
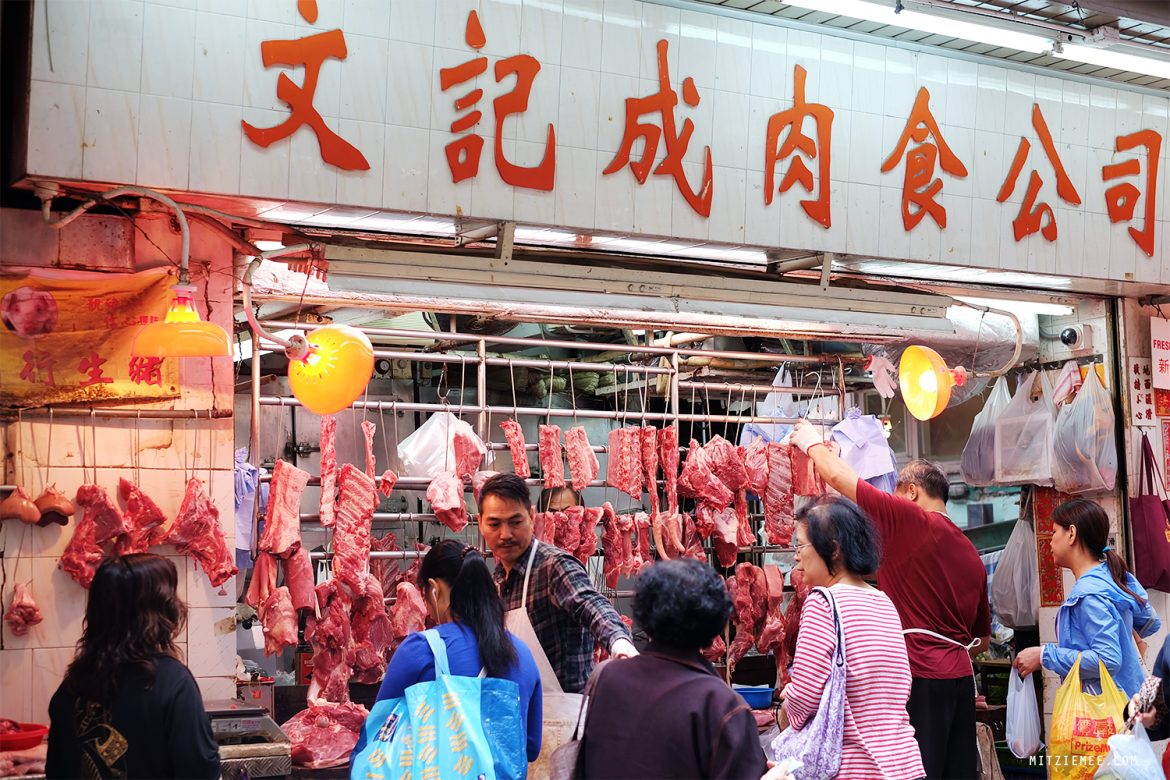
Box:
1006 670 1042 759
1052 369 1117 495
995 371 1057 486
961 378 1011 487
992 519 1039 628
1091 723 1161 780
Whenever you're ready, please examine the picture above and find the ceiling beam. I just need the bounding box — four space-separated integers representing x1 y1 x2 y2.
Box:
1074 0 1169 27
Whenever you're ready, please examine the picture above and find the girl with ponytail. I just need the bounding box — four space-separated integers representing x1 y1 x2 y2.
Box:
375 540 543 761
1015 499 1161 697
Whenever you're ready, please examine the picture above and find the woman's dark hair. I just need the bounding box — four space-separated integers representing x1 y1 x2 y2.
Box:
632 559 732 650
537 486 582 512
796 495 882 576
479 472 533 510
418 539 517 678
63 554 186 704
1053 498 1144 604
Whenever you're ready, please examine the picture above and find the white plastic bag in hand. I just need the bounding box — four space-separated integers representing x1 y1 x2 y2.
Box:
1092 723 1161 779
960 378 1011 487
1006 670 1043 759
992 519 1040 629
397 412 484 479
1051 368 1117 495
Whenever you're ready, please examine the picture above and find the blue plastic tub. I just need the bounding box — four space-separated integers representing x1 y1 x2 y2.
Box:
733 685 775 709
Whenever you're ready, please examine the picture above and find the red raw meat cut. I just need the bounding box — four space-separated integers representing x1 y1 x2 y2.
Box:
75 484 127 545
575 506 604 565
61 491 105 588
658 425 680 513
734 491 755 547
4 582 43 637
388 581 427 656
319 415 338 527
616 513 637 577
633 512 652 573
335 463 376 596
378 468 397 498
259 586 298 656
726 563 768 672
782 567 810 664
764 443 795 545
284 547 317 611
261 459 311 557
727 629 755 672
370 532 401 596
742 437 769 496
168 478 238 589
472 470 499 503
246 551 279 609
115 478 170 556
680 514 707 562
564 426 599 491
593 614 635 664
640 426 660 515
426 471 467 532
697 504 739 568
533 512 556 545
678 442 733 508
538 425 565 488
599 503 623 588
553 506 584 554
282 701 368 769
306 579 354 704
759 564 790 685
701 634 726 663
500 419 531 479
350 577 393 684
704 436 749 492
361 420 377 478
453 427 485 480
606 427 643 499
651 511 685 560
791 446 819 497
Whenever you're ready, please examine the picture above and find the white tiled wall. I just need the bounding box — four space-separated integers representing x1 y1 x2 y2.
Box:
0 212 238 724
22 0 1169 279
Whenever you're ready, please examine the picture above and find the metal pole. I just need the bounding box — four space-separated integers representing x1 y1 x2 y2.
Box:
250 307 262 561
0 407 232 419
476 338 488 442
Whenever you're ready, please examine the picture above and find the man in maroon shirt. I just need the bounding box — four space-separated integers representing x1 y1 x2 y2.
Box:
791 419 990 780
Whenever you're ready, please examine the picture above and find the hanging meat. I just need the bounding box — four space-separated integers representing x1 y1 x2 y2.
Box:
259 586 298 656
500 419 531 479
306 579 355 704
782 567 811 666
378 468 398 498
59 493 104 588
453 427 485 481
246 552 278 610
640 426 660 515
75 484 127 544
426 471 467 532
167 478 238 589
0 487 40 525
319 415 338 527
34 484 74 527
651 511 685 560
678 441 733 508
599 503 624 588
633 512 652 574
260 459 311 557
606 427 643 499
538 424 565 488
350 576 394 685
553 506 583 554
334 463 376 596
658 425 680 513
575 506 604 565
703 435 749 493
742 437 770 496
680 514 707 562
114 478 170 556
791 446 819 497
471 470 499 503
370 532 402 596
283 547 317 611
701 634 727 664
697 504 739 568
564 426 599 492
361 420 377 478
764 443 796 545
387 581 427 656
726 563 768 672
4 582 43 637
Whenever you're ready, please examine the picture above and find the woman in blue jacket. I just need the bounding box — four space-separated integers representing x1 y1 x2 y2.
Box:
376 540 543 762
1015 499 1160 697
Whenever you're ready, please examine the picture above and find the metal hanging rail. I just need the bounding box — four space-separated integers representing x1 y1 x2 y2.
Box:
1 407 231 420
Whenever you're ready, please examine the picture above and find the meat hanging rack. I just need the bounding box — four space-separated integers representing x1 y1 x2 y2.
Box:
248 319 862 569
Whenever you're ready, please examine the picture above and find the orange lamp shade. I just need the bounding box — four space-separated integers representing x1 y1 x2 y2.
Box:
899 345 966 421
131 285 231 358
288 325 374 415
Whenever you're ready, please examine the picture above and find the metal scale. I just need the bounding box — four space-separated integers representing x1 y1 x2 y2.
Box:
204 699 291 780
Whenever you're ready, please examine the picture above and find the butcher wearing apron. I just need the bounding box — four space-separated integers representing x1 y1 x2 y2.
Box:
505 540 583 780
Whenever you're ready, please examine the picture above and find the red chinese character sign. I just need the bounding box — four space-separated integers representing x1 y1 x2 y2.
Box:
881 87 968 230
998 104 1082 242
1152 317 1170 391
764 65 834 228
439 11 556 190
242 0 369 170
0 271 181 408
1102 129 1161 258
603 39 713 217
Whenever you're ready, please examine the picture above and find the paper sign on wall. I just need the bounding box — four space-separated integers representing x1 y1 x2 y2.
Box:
1130 358 1156 427
1152 318 1170 390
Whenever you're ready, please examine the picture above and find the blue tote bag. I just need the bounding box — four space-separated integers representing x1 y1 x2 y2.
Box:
351 629 527 779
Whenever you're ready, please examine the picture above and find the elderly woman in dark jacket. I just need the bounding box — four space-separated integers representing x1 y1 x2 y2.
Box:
579 559 767 779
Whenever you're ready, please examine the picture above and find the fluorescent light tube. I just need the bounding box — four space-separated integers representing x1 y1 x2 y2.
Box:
955 295 1074 317
1053 43 1170 81
783 0 1051 53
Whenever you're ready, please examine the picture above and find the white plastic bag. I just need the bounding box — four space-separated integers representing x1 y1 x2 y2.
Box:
993 519 1039 628
1052 368 1117 495
741 368 798 445
995 371 1057 486
1006 670 1043 759
397 412 484 479
1092 723 1161 779
961 378 1011 487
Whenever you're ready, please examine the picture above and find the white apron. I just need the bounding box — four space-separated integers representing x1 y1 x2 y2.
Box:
504 539 584 780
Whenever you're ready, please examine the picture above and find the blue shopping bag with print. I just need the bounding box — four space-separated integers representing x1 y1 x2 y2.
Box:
351 629 526 780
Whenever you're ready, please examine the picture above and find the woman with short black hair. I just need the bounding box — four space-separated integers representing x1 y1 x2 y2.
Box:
46 554 220 779
579 559 767 779
780 496 924 780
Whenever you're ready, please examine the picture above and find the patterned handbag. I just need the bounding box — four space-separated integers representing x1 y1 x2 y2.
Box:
769 587 847 780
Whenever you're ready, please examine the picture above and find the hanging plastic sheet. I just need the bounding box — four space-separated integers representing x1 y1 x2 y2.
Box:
831 409 898 493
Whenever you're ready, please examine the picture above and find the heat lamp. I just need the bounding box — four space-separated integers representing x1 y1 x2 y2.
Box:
131 283 232 358
899 345 967 421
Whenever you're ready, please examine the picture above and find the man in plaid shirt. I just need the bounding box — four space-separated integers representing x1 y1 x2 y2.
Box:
481 474 637 694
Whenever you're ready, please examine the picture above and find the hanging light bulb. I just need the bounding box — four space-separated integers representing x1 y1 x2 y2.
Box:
899 345 967 421
131 284 231 358
286 324 374 415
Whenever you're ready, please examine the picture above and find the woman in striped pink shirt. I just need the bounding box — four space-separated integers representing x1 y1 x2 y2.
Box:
780 496 925 780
